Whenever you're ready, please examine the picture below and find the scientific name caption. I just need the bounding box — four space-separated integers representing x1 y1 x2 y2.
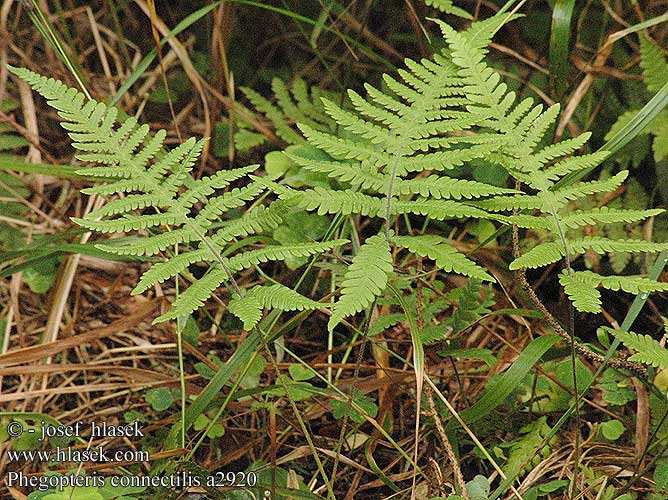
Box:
4 420 258 492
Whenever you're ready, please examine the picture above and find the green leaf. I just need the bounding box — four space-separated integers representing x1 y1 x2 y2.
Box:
22 256 60 294
329 232 393 331
289 364 315 381
549 0 576 97
145 387 174 412
465 475 491 500
330 388 378 424
653 459 668 493
600 419 625 441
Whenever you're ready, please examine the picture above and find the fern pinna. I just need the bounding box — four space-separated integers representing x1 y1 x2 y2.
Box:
9 66 345 325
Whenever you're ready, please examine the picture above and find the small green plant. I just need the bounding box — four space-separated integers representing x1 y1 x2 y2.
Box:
8 66 344 326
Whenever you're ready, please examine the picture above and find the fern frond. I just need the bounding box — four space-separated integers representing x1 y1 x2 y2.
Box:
213 201 288 243
12 66 299 324
559 207 663 229
238 77 336 150
393 235 493 281
239 84 303 145
329 233 394 331
559 270 668 312
226 240 348 272
132 249 209 295
549 171 629 206
156 266 229 323
391 176 518 199
229 284 326 330
511 238 668 270
285 188 384 217
607 327 668 368
558 272 604 312
424 0 472 19
639 36 668 94
391 199 495 220
228 294 263 331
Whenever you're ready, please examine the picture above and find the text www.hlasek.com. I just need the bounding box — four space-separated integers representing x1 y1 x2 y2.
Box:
7 446 149 463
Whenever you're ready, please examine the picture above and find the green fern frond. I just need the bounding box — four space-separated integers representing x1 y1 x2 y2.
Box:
559 207 663 228
391 176 518 199
213 201 289 243
639 36 668 94
239 84 303 145
559 270 668 312
238 77 336 150
226 240 348 273
229 284 326 330
606 327 668 368
511 238 668 270
423 0 472 19
156 266 229 323
548 170 629 205
506 208 663 231
559 272 603 312
393 235 493 281
132 250 208 295
12 66 314 324
285 188 384 217
329 233 394 331
228 294 263 331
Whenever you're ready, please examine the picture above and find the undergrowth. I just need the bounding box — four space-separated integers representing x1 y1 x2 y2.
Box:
3 1 668 500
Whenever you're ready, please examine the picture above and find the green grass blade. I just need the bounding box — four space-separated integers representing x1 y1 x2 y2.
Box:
0 156 102 180
449 335 561 428
549 0 576 97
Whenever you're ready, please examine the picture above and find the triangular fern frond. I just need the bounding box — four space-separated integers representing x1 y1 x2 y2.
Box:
12 66 316 324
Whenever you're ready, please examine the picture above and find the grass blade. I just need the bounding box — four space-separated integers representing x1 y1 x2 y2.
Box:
549 0 576 97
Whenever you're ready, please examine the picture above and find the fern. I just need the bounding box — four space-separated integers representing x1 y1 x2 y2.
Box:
11 67 344 324
501 417 553 477
606 36 668 166
393 235 493 282
328 232 393 332
600 326 668 369
559 271 668 313
425 17 668 314
229 283 327 330
237 78 337 151
423 0 472 19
